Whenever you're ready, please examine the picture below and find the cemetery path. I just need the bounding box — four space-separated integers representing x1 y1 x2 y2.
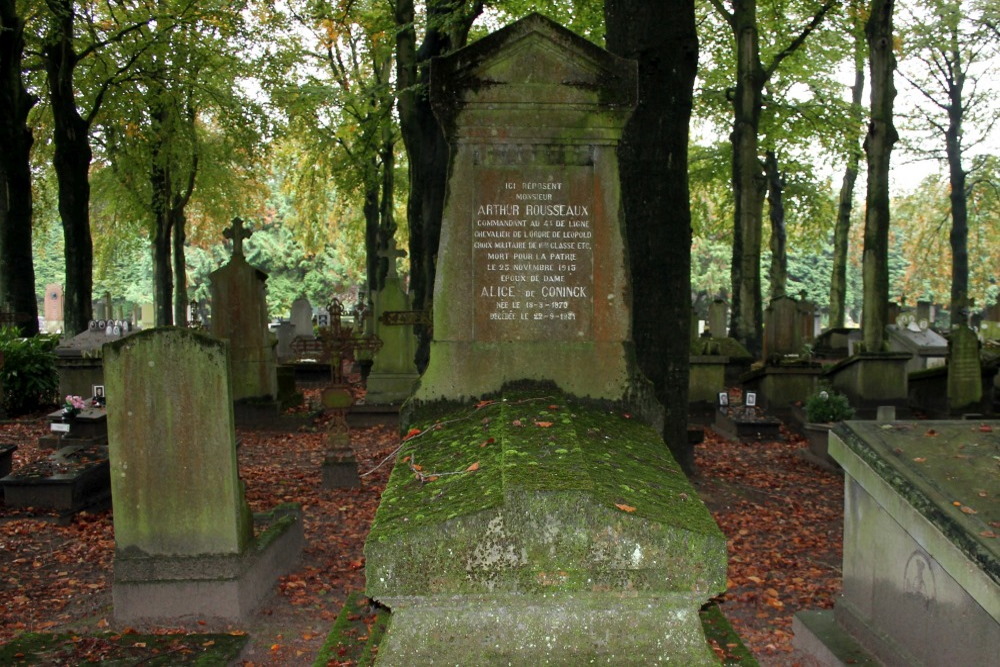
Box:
1 400 841 666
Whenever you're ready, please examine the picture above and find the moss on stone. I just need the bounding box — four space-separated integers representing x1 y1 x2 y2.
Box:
366 388 726 599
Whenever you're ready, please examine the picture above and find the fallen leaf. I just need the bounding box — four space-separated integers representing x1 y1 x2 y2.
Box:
913 457 926 463
978 424 993 432
980 530 998 539
960 505 978 515
615 503 637 513
925 429 938 437
466 461 480 472
403 428 421 441
535 421 553 428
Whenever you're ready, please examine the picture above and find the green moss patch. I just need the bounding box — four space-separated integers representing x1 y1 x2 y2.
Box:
366 388 726 598
313 591 390 667
700 603 760 666
0 631 248 665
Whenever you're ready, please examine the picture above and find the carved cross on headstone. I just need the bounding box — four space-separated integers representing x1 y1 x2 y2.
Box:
378 237 407 282
223 217 252 258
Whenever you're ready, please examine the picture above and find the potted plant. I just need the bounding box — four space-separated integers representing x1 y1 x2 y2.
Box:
802 388 854 466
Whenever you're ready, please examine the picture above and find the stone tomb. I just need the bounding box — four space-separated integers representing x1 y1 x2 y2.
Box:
0 443 109 513
367 15 725 665
104 328 302 623
412 13 655 418
794 420 999 666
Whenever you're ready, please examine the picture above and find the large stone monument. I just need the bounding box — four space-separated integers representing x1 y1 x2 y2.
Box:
209 217 278 402
410 13 655 417
104 327 302 623
366 14 725 665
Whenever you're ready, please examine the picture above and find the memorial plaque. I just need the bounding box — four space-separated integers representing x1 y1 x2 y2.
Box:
473 168 594 341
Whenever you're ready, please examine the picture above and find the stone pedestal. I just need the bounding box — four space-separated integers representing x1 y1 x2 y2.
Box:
740 363 823 416
825 352 912 418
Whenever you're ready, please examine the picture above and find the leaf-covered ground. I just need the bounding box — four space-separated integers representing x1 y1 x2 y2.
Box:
1 392 841 665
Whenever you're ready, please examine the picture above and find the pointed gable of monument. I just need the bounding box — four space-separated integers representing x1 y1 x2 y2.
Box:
431 13 636 123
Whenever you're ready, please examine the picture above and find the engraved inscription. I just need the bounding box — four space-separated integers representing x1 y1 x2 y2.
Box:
473 167 594 341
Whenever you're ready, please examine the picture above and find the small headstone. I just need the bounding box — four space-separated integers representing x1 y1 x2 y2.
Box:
366 238 420 404
209 217 278 402
707 298 728 338
763 295 802 359
947 324 982 414
104 328 302 622
290 296 313 338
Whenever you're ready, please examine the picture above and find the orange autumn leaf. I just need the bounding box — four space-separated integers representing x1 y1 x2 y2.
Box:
466 461 480 472
615 503 637 513
475 400 495 409
978 424 993 432
410 464 422 471
925 429 938 437
403 428 421 441
960 505 978 515
913 457 927 463
535 421 554 428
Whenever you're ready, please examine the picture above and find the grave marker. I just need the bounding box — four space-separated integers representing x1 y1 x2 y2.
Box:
104 327 302 622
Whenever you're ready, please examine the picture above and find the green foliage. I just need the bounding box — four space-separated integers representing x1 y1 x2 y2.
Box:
804 386 854 423
0 327 60 416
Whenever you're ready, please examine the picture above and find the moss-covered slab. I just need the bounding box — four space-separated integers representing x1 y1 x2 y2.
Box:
365 389 726 664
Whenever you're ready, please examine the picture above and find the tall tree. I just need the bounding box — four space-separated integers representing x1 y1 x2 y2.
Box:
394 0 484 369
0 0 39 335
40 0 152 335
605 0 699 473
706 0 836 356
861 0 898 351
764 149 787 299
829 2 867 329
897 0 1000 323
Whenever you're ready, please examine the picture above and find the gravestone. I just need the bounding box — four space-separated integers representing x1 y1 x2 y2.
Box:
367 14 724 665
763 294 802 360
947 324 982 414
290 295 313 338
365 239 420 405
209 217 278 402
104 327 302 623
888 320 948 373
707 298 728 338
43 284 63 333
411 14 655 416
274 321 296 361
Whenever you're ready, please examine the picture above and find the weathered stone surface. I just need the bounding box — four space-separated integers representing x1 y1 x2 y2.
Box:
367 389 726 664
948 324 982 413
413 13 650 413
802 420 1000 667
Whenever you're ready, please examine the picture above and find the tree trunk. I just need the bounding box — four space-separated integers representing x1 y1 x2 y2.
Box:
377 126 397 292
765 149 787 300
728 0 766 357
150 138 174 327
606 0 699 474
945 32 968 323
362 159 381 293
0 0 39 336
44 0 94 336
828 9 866 330
172 207 187 326
394 0 482 372
861 0 898 352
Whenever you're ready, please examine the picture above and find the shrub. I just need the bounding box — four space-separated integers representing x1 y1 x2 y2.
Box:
804 387 854 423
0 326 60 416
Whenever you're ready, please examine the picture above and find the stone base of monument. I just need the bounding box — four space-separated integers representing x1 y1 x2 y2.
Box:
823 352 912 419
322 447 360 489
794 421 1000 666
366 389 727 665
113 504 304 624
363 372 418 407
1 444 110 513
740 363 823 419
39 408 108 449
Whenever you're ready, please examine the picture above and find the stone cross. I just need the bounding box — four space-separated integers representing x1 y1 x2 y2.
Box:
378 237 408 282
223 217 253 258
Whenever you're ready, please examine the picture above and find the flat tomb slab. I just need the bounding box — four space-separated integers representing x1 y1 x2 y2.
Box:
366 389 727 665
1 445 110 511
826 420 999 666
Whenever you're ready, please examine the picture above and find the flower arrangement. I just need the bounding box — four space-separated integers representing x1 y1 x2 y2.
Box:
63 394 88 418
804 388 854 424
